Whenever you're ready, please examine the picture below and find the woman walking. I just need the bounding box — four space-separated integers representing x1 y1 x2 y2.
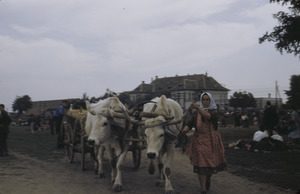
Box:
181 93 226 194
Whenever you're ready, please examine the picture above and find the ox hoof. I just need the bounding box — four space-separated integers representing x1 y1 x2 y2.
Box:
113 184 122 192
155 181 164 188
148 165 155 175
98 173 105 179
165 190 174 194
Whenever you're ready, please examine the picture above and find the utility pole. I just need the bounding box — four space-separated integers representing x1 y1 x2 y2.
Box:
275 81 281 108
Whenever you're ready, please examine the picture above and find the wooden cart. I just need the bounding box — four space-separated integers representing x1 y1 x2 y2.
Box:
61 109 144 170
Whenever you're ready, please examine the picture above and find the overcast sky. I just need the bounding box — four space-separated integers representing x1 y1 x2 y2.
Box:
1 0 299 112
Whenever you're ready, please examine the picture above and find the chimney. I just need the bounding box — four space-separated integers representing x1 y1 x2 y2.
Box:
268 93 271 98
152 84 155 92
202 75 207 89
139 81 145 92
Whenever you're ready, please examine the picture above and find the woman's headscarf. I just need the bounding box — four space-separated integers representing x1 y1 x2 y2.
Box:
199 92 217 111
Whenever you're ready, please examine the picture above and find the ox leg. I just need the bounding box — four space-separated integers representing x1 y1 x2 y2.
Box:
105 145 117 184
155 156 164 187
148 159 155 175
112 144 129 192
94 146 99 175
96 145 105 178
163 143 174 194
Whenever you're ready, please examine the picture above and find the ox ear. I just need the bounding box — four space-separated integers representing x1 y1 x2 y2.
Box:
86 101 96 116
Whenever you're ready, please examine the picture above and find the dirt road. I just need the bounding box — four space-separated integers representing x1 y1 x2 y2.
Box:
0 126 296 194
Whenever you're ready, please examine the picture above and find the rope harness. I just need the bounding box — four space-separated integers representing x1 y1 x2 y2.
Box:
142 102 182 138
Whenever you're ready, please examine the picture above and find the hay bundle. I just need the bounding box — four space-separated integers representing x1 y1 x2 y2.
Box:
66 109 87 128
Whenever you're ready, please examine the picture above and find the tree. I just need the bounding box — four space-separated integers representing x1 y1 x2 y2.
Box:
285 75 300 109
259 0 300 58
12 95 33 114
229 92 256 110
81 92 89 101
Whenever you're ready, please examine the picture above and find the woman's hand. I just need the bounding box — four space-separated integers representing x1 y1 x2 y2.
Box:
190 102 211 120
189 103 199 110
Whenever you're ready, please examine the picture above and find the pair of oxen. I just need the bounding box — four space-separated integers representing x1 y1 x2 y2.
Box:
85 95 183 194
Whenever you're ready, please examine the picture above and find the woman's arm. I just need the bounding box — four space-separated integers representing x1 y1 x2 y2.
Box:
181 108 196 134
190 103 211 120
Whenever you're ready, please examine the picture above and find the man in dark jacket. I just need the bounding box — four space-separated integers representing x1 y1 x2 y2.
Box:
262 101 279 135
0 104 11 156
54 100 68 149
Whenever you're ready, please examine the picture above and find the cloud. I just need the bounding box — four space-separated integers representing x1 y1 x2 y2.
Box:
106 21 258 73
0 35 98 77
0 35 103 102
0 0 298 111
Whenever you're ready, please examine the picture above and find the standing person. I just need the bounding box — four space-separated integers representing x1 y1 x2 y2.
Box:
29 114 36 134
288 107 300 144
0 104 11 157
54 100 68 149
49 112 55 135
181 93 226 194
241 113 249 128
234 111 241 128
262 101 279 135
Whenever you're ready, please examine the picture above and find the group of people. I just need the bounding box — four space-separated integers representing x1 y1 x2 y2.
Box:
0 100 69 158
233 112 250 128
30 100 69 149
28 114 42 134
1 92 299 193
228 126 287 152
228 101 300 152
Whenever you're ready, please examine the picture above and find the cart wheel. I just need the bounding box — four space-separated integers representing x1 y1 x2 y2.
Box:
64 122 74 163
132 144 141 169
81 129 85 170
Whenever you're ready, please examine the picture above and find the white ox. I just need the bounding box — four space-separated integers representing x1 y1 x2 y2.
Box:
141 95 183 194
85 97 129 192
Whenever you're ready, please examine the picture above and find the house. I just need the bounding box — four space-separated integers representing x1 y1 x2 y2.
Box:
24 98 80 118
255 96 282 110
128 74 230 111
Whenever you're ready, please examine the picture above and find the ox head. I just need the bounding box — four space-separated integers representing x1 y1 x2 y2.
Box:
87 114 112 146
142 115 182 159
144 116 166 159
85 97 127 146
139 96 183 159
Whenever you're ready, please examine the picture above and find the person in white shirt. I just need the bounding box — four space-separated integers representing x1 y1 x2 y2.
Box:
248 126 269 152
271 129 284 142
253 128 269 142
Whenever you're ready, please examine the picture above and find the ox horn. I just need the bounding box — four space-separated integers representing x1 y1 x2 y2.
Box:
139 112 174 120
109 107 143 124
86 101 97 116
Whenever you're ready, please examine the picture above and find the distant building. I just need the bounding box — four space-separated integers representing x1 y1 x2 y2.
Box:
255 97 282 110
128 74 230 110
24 98 80 118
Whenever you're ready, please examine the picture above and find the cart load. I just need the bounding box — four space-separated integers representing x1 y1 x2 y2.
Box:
66 109 87 129
62 109 94 170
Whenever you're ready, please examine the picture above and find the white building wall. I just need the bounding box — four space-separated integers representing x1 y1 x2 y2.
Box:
171 90 228 111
